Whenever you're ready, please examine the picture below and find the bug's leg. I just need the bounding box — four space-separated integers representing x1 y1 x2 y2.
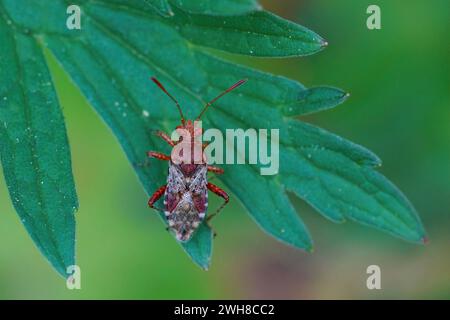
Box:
153 130 176 147
135 150 169 168
148 185 167 212
147 151 171 161
206 182 229 223
207 165 224 175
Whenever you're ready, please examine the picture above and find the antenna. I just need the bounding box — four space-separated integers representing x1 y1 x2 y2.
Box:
151 77 185 124
196 79 247 120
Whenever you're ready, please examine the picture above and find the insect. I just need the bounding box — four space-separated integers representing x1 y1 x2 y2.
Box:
147 77 247 242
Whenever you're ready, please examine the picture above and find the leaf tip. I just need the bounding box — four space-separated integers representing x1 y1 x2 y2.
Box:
202 265 210 271
421 236 430 245
196 257 211 271
255 3 264 11
340 91 351 104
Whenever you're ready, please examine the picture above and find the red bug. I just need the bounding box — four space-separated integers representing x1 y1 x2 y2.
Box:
147 77 247 242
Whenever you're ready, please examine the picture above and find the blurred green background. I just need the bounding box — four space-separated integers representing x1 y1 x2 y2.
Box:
0 0 448 299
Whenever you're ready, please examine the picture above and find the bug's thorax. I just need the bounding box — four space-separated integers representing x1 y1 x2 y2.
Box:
172 119 207 170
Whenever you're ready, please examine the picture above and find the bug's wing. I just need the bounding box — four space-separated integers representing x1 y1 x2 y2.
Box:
190 165 208 217
165 163 186 212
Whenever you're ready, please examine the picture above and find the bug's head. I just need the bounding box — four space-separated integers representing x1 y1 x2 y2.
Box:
176 119 203 139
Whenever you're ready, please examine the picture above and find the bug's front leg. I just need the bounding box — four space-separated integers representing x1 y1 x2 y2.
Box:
207 165 224 175
206 182 229 223
148 185 167 212
135 151 170 168
153 130 177 147
147 151 171 161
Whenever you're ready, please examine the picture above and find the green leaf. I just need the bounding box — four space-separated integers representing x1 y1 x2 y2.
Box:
0 12 77 277
97 0 173 17
184 51 425 243
182 223 213 270
43 34 214 269
219 162 313 251
170 0 261 15
172 7 326 57
142 0 173 17
0 0 426 274
281 119 424 241
282 86 350 116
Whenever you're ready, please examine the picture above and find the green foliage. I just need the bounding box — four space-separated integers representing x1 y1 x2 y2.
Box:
171 8 326 57
0 0 426 275
171 0 261 15
0 9 77 277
